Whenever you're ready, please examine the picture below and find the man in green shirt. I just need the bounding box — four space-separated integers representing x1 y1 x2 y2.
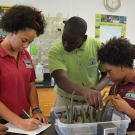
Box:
48 16 110 108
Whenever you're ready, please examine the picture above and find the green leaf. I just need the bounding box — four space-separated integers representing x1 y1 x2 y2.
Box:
102 91 107 99
88 105 94 123
97 110 102 122
81 104 87 123
70 90 76 124
102 110 108 122
113 85 117 95
61 90 70 124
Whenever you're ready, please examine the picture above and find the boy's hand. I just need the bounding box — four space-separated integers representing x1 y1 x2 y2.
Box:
112 94 130 112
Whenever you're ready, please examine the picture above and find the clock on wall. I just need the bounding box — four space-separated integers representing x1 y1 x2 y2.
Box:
104 0 122 12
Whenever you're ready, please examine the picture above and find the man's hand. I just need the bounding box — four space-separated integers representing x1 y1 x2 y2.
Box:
81 88 103 109
112 94 130 112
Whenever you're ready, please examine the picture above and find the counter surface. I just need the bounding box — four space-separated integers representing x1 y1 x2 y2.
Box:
35 81 54 88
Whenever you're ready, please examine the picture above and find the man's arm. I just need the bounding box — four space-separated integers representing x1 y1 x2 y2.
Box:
94 72 110 91
52 69 103 108
52 69 86 95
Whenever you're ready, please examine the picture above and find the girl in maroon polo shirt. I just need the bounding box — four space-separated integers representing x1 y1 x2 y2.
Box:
98 37 135 131
0 5 49 131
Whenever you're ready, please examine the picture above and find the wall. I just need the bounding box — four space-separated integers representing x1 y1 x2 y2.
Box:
0 0 135 43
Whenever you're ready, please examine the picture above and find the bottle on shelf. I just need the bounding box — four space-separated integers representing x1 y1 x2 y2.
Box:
35 63 44 82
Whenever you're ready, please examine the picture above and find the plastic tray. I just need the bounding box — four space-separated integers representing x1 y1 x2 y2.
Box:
50 105 131 135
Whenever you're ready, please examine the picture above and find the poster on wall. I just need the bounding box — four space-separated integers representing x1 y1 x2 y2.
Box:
95 14 127 43
0 5 12 38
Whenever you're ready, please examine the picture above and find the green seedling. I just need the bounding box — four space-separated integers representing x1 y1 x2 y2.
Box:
60 89 113 124
74 107 77 122
96 98 111 122
111 85 117 95
102 91 107 99
70 90 76 124
61 90 70 124
88 105 94 123
81 104 87 123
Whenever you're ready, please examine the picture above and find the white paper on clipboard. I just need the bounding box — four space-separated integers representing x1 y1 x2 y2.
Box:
6 122 51 135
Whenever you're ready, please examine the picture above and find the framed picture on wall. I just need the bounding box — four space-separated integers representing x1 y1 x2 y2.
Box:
95 14 127 43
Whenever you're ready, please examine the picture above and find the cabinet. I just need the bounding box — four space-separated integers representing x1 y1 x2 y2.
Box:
37 88 57 116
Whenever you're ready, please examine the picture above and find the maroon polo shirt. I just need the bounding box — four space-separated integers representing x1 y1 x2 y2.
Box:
109 76 135 131
0 44 36 116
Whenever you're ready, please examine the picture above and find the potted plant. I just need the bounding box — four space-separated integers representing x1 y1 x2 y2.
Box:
50 87 130 135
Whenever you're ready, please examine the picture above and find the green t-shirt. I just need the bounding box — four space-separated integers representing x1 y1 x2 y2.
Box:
48 37 105 100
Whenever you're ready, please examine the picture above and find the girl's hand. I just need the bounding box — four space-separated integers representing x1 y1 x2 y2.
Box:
0 124 8 135
32 111 50 125
17 118 40 131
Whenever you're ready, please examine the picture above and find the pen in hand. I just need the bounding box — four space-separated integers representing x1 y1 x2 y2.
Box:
22 109 41 127
22 109 31 118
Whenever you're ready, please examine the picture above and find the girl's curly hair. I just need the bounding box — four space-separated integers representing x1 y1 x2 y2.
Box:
97 37 135 68
0 5 47 37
